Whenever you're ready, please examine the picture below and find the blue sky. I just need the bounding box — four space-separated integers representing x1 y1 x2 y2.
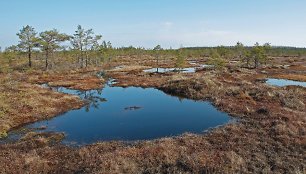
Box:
0 0 305 49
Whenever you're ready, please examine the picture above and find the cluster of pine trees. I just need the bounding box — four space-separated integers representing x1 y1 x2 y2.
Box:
3 25 113 70
0 25 305 72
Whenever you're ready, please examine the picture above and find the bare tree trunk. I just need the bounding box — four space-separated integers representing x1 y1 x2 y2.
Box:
254 58 259 69
156 55 159 73
45 50 49 70
85 51 88 67
81 55 84 68
51 51 54 70
77 55 81 68
80 47 84 68
28 47 32 67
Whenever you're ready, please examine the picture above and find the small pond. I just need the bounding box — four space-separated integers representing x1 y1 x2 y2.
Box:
143 63 213 73
266 78 306 87
144 67 196 73
2 81 230 145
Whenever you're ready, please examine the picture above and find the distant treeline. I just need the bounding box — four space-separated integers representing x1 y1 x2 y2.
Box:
184 46 306 57
0 25 305 72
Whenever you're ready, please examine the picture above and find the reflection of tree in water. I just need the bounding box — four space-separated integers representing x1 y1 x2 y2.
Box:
51 86 106 112
78 89 107 112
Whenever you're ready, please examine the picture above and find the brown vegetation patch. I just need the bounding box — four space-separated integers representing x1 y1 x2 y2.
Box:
289 65 306 71
0 55 305 173
23 68 105 90
107 65 150 72
0 67 105 137
270 74 306 82
0 75 84 138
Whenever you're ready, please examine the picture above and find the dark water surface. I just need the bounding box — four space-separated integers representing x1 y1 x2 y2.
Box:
2 82 231 145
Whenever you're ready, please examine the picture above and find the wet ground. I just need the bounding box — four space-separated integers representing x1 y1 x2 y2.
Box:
2 81 230 145
143 63 213 73
0 56 305 173
266 78 306 87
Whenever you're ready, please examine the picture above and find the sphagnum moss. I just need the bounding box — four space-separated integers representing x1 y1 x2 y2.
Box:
0 131 8 138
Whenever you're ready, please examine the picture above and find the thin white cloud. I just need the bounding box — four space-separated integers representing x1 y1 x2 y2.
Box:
162 22 173 28
152 29 306 48
160 22 174 32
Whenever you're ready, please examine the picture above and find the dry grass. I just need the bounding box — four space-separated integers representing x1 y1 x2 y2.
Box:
0 73 84 138
25 68 105 90
107 65 150 72
270 74 306 82
0 67 104 136
0 56 305 173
